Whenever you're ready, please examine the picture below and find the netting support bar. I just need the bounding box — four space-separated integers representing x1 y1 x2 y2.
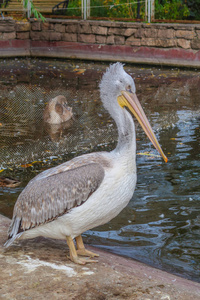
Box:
22 0 31 18
148 0 151 23
82 0 90 20
151 0 155 21
147 0 155 23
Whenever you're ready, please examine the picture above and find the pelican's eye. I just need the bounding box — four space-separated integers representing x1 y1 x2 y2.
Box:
126 85 132 93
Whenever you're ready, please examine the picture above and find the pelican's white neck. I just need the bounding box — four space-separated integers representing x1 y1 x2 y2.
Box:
113 107 136 157
99 63 137 161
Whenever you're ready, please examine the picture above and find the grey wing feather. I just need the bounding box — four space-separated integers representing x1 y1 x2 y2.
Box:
7 163 105 239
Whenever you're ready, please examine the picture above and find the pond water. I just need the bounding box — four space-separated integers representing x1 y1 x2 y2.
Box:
0 59 200 282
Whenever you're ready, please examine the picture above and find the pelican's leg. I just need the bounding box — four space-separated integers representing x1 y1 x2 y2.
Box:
66 236 97 264
76 235 99 258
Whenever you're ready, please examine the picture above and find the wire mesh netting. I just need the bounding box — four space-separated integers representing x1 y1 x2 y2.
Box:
1 58 200 170
52 0 198 22
0 83 117 169
66 0 146 19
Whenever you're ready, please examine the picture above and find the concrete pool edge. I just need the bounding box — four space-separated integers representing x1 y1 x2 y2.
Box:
0 39 200 69
0 214 200 299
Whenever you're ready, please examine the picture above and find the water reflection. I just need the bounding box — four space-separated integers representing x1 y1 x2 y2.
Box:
0 59 199 282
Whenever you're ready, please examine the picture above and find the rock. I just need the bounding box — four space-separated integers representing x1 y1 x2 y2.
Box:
134 28 143 38
49 32 62 41
62 33 77 42
0 214 200 300
141 38 176 48
65 24 79 34
30 31 51 41
175 29 195 39
114 35 125 45
108 27 125 36
96 35 107 44
78 23 92 34
191 39 200 50
1 32 16 40
177 39 191 49
41 22 52 31
0 19 15 32
125 36 141 46
78 34 96 44
106 35 115 45
91 26 107 35
16 21 31 32
16 32 30 40
144 28 159 38
157 29 175 39
31 21 42 31
54 23 65 33
196 30 200 39
124 28 137 37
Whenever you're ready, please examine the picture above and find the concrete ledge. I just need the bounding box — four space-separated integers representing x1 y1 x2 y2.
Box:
1 214 200 299
0 39 200 68
0 40 30 57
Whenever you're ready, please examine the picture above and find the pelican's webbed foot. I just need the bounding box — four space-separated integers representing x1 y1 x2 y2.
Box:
66 235 98 265
76 235 99 258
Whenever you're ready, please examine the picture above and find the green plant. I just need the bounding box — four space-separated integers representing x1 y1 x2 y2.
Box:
186 0 200 20
67 0 81 17
21 0 199 22
103 0 135 18
23 0 46 21
155 0 189 20
90 0 109 18
65 0 145 19
90 0 145 19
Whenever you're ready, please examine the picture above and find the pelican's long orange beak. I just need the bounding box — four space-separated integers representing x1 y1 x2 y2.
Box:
118 91 168 163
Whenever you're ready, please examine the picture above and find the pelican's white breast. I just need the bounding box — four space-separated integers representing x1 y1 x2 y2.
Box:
61 151 137 238
21 152 136 241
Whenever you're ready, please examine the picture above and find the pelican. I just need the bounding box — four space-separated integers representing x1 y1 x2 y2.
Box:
43 95 73 124
5 63 167 264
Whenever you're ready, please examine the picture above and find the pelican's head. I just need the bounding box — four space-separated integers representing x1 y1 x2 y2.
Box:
100 63 168 163
100 62 136 102
44 95 73 125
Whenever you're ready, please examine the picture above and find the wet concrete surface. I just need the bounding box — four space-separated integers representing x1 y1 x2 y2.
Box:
1 214 200 300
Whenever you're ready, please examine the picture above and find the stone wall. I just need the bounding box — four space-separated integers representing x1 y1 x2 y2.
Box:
0 18 200 67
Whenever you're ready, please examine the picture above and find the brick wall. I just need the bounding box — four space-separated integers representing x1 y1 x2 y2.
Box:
0 18 200 67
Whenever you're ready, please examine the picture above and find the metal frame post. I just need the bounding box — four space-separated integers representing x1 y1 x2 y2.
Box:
87 0 90 19
83 0 87 19
151 0 155 21
23 0 31 18
27 0 31 18
148 0 151 23
81 0 83 19
145 0 148 21
137 0 140 19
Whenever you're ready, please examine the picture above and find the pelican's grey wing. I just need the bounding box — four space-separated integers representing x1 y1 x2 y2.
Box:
34 152 110 182
7 163 105 240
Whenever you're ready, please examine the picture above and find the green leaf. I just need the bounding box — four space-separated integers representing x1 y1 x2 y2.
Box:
21 0 46 22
